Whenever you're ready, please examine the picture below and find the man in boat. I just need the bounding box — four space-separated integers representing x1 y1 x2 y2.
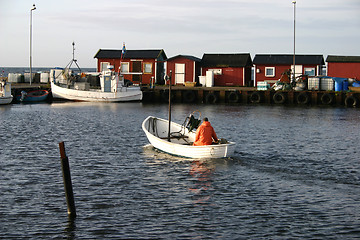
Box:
193 117 218 146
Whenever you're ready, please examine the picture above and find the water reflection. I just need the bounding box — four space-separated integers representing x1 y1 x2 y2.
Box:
64 218 76 240
189 160 215 205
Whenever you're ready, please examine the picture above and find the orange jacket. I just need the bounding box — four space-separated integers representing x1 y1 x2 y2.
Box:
193 121 218 146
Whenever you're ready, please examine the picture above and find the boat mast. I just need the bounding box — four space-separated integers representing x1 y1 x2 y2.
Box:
65 42 81 73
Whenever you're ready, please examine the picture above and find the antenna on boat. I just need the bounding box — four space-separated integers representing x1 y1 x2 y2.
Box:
64 41 82 73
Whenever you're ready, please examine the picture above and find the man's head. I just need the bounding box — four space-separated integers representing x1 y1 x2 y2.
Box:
203 117 209 122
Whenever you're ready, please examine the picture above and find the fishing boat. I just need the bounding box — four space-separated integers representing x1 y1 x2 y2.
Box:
16 89 49 102
50 42 142 102
0 80 13 105
50 69 142 102
142 115 236 159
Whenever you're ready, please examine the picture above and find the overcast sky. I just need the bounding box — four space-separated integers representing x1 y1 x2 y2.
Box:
1 0 359 68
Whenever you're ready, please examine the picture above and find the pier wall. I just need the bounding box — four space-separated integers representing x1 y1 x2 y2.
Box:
141 86 360 107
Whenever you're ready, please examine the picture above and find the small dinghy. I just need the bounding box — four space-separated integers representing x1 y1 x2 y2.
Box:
142 115 236 159
16 89 50 102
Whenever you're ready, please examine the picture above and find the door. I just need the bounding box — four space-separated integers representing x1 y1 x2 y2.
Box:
175 63 185 84
132 61 141 82
291 65 303 79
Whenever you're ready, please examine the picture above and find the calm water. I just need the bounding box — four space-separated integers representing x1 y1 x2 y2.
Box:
0 102 359 239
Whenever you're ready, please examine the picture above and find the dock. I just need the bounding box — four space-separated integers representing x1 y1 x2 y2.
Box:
141 85 360 107
7 83 360 107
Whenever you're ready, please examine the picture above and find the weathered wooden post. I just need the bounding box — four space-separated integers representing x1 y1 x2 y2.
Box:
167 71 172 142
59 141 76 219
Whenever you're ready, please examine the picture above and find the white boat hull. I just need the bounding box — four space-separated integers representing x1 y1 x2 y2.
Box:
51 81 142 102
0 96 13 105
142 116 236 159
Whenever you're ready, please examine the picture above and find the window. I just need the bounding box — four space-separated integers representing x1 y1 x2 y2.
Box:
121 62 129 73
144 63 152 74
265 67 275 77
100 62 110 71
304 67 315 76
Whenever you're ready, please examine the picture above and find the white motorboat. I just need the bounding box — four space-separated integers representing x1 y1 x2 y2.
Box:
0 80 13 105
51 69 142 102
142 116 236 159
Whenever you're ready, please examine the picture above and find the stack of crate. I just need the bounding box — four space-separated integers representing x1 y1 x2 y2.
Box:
257 81 270 91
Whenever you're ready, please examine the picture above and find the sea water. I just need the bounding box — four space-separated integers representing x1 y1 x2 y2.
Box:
0 102 359 239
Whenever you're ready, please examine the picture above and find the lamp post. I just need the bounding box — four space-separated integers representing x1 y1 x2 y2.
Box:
30 4 36 85
292 1 296 82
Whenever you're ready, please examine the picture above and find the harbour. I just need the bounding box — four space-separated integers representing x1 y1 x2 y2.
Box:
4 82 360 107
1 102 359 239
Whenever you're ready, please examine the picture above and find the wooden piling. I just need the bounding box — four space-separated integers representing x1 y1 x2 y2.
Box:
59 141 76 219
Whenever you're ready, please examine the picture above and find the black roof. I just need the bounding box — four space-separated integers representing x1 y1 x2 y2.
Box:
166 55 201 62
201 53 252 67
94 49 167 60
326 55 360 63
253 54 324 65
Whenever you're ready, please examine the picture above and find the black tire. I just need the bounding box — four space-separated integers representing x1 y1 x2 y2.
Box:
205 93 218 104
321 93 334 105
273 92 286 104
227 91 240 103
182 90 196 103
344 95 358 107
250 91 262 103
297 92 309 104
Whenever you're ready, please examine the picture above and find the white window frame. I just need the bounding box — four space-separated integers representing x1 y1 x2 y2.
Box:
304 67 316 76
100 62 110 72
121 62 129 73
143 63 152 74
265 67 275 77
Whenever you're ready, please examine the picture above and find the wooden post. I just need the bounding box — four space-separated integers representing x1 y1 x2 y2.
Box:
59 141 76 219
167 71 172 142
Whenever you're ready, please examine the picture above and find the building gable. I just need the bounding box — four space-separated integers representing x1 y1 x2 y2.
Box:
326 55 360 63
94 49 167 60
253 54 324 65
166 55 201 62
201 53 252 68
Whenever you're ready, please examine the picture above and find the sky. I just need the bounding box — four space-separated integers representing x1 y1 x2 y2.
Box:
1 0 359 68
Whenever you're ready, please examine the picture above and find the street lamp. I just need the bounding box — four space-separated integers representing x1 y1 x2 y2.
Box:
30 3 36 85
292 1 296 82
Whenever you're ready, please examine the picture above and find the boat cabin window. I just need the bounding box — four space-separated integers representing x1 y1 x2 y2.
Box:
265 67 275 77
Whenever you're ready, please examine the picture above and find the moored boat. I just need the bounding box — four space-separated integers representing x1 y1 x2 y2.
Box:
0 80 13 105
142 115 236 159
51 69 142 102
16 89 49 102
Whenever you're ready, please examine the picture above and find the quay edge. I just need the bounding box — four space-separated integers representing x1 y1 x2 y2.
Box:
141 85 360 107
7 83 360 107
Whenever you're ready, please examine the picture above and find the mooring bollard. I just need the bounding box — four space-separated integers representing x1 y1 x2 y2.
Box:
59 141 76 219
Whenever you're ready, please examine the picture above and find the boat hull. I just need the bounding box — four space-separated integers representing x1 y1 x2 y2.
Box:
142 116 236 159
0 96 13 105
16 90 49 102
51 81 142 102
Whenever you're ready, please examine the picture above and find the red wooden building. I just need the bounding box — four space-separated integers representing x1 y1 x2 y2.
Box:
94 49 167 85
200 53 253 87
253 54 324 86
166 55 201 85
326 55 360 80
